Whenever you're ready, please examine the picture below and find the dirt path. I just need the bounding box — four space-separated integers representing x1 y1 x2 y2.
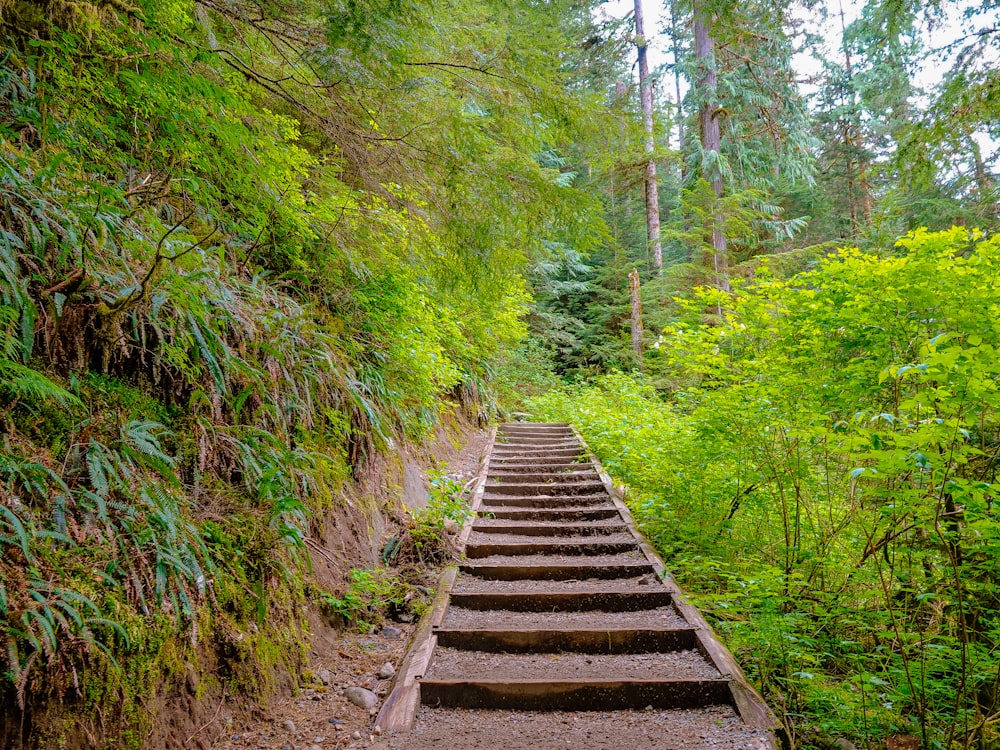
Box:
211 424 776 750
370 423 779 750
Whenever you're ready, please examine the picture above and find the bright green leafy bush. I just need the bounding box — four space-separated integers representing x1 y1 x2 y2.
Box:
531 228 1000 750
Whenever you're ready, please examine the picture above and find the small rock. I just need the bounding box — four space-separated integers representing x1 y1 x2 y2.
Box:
281 719 297 733
344 686 379 710
374 726 383 736
281 745 292 750
304 745 323 750
328 718 343 726
833 741 858 750
443 518 460 534
380 625 403 640
318 669 333 685
398 612 414 623
377 662 395 679
352 731 363 740
314 738 326 743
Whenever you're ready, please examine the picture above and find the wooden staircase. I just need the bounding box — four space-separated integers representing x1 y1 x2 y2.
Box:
375 423 781 749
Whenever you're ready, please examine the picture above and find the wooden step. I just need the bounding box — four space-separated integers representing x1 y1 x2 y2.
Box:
418 677 734 711
486 471 600 483
465 540 638 558
488 460 591 471
484 480 607 496
478 507 621 521
448 589 671 611
480 494 612 507
496 441 582 450
471 521 629 536
458 562 653 582
433 626 699 653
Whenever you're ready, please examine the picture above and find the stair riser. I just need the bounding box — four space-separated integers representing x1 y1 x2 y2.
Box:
465 542 638 558
488 461 590 472
478 508 621 521
491 452 584 461
486 472 600 483
448 589 670 611
494 437 582 449
456 565 657 583
433 628 699 654
471 524 629 536
480 496 612 507
484 483 607 497
419 679 734 711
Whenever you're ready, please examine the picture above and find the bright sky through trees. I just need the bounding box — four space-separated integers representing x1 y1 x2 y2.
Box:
601 0 997 154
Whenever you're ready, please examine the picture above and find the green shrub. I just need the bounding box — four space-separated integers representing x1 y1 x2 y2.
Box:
531 228 1000 750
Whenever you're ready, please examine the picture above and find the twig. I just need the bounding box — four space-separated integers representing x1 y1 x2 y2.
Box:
42 268 85 297
305 537 346 567
183 685 227 746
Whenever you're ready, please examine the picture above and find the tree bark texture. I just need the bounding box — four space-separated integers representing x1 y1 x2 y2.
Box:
629 267 643 358
634 0 663 274
838 0 873 233
693 4 730 292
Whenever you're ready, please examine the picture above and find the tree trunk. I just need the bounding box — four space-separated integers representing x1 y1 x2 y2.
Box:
669 0 685 155
838 0 872 233
693 3 729 292
629 268 643 359
634 0 663 274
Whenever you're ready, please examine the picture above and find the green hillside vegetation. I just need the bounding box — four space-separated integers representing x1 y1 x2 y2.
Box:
531 228 1000 748
0 0 609 744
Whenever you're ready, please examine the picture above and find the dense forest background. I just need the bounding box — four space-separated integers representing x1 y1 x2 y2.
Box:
0 0 997 748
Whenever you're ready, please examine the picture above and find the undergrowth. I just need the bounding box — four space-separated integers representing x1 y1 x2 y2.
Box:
318 468 472 632
530 228 1000 750
0 0 583 742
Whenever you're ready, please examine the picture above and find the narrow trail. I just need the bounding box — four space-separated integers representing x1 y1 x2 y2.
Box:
374 423 780 749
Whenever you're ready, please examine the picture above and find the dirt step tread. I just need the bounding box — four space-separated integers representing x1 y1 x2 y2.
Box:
480 496 614 508
466 551 645 566
486 472 601 482
448 589 671 612
470 522 629 536
451 575 659 593
484 481 606 493
425 649 721 681
478 508 621 521
468 531 636 545
379 706 771 750
418 676 733 711
457 562 655 582
442 604 687 629
465 541 639 559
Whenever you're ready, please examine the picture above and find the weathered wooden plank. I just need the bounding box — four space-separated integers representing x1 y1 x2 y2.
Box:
447 589 670 611
433 626 699 653
418 677 734 711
